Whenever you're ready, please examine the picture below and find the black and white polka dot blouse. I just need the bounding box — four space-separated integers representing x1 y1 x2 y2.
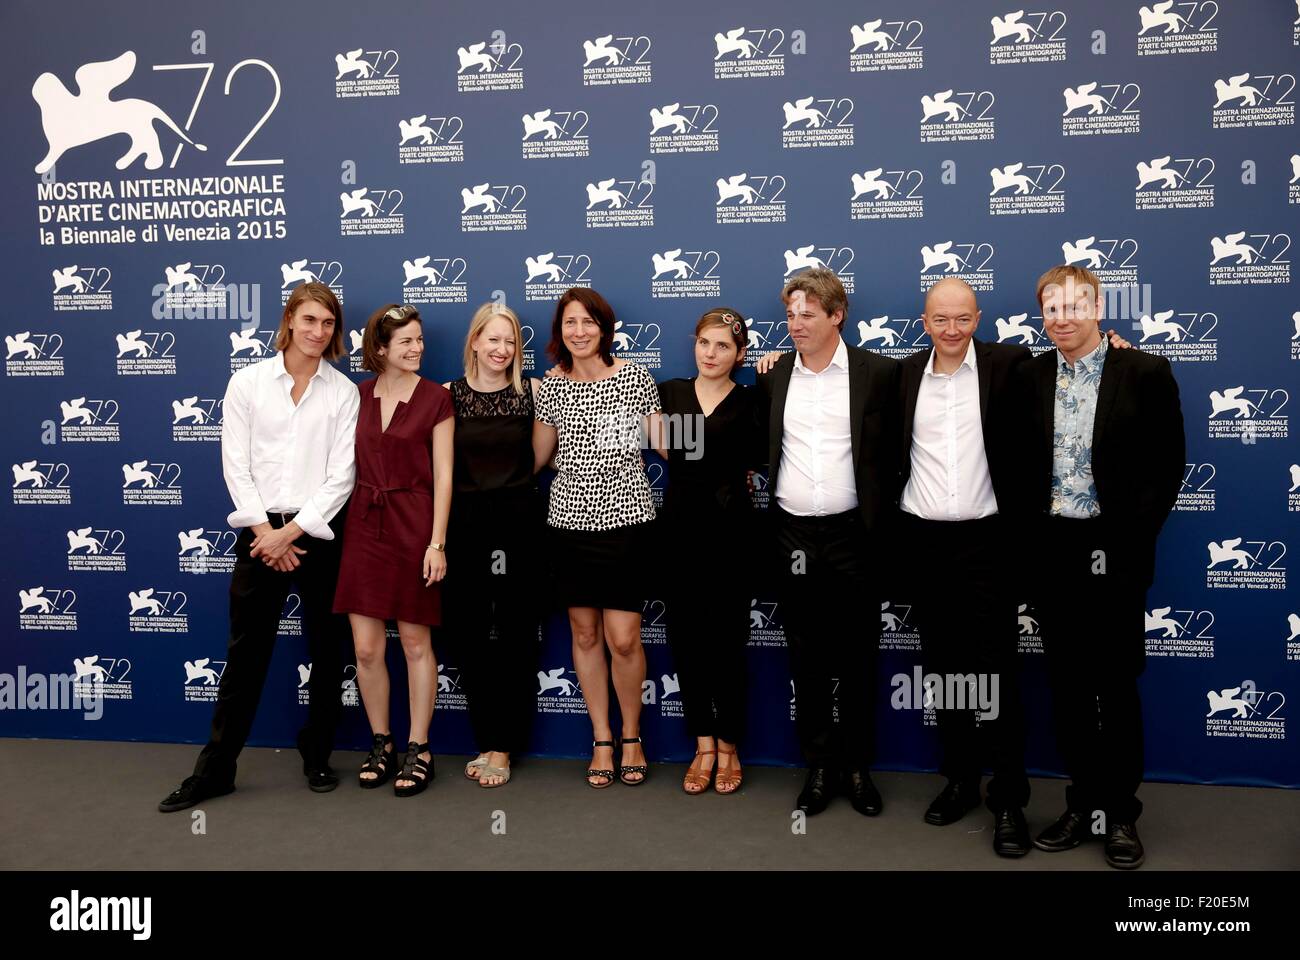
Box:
535 361 661 531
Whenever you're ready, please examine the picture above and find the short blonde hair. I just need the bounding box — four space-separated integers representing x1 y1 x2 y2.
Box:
1036 264 1101 310
277 282 345 360
781 267 848 329
463 302 525 394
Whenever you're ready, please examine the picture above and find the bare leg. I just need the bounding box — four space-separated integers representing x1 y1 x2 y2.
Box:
395 621 435 790
604 608 647 782
571 606 613 785
351 614 392 779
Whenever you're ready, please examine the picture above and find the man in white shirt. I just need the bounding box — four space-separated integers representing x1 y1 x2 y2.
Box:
897 277 1034 856
755 268 901 817
160 282 360 812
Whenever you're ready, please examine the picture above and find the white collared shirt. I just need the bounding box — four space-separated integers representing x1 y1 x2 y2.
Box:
221 351 360 539
775 336 858 516
900 340 998 521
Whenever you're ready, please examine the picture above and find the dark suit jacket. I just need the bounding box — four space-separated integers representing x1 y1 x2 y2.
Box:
1021 342 1185 589
898 338 1034 519
755 340 902 535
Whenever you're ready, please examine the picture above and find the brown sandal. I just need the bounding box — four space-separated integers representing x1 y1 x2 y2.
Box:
682 749 716 795
715 745 743 795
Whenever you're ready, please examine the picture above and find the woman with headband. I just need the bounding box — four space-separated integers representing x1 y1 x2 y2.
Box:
651 307 762 795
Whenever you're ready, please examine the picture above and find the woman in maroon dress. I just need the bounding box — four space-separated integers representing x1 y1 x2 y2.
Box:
334 304 454 797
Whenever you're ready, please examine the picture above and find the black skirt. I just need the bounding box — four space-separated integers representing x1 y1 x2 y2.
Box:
545 520 654 613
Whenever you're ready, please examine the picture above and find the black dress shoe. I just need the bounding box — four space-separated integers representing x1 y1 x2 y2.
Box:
158 775 235 813
297 731 339 793
1104 822 1145 869
924 780 981 826
305 767 339 792
993 807 1032 858
844 769 882 817
1033 809 1093 852
796 767 835 815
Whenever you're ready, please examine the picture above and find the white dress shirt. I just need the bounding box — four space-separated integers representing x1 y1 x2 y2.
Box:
899 340 998 521
775 337 859 516
221 351 360 539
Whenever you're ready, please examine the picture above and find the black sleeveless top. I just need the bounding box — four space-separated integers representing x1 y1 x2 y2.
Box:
449 377 535 494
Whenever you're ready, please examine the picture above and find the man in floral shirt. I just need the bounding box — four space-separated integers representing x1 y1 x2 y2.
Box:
1020 264 1184 870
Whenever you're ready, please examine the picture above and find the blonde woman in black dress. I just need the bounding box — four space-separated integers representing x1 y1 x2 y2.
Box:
443 303 542 789
533 288 662 788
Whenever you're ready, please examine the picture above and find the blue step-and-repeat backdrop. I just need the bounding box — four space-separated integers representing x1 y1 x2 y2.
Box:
1 0 1296 787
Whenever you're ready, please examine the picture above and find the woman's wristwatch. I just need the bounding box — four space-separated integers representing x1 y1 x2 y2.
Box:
428 542 445 551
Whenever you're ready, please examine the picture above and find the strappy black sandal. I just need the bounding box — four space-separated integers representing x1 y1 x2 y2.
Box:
358 733 396 789
394 741 433 797
618 736 649 786
587 739 616 789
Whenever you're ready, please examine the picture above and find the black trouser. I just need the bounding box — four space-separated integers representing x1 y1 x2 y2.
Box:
193 513 349 785
773 507 879 771
900 511 1030 813
1036 515 1147 824
443 488 540 755
662 517 750 744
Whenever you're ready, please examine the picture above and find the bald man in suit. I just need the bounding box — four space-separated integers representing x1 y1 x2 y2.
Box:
896 277 1035 856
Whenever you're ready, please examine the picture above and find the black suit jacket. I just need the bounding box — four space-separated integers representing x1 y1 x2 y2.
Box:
1022 342 1185 589
755 340 902 535
898 338 1034 518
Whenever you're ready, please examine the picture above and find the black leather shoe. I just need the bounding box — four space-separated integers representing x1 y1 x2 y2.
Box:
305 767 339 792
158 775 234 813
1033 809 1093 852
844 769 882 817
1104 822 1145 869
924 780 981 825
993 807 1032 858
796 767 835 815
297 731 339 793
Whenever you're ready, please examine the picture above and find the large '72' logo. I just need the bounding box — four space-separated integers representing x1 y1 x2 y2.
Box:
153 59 283 167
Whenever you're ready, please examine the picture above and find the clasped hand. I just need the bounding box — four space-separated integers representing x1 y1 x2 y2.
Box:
250 524 307 572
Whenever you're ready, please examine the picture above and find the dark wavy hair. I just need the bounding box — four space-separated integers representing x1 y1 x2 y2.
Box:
548 287 616 372
361 303 421 373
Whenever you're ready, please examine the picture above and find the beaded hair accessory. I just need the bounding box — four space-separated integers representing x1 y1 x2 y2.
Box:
716 312 744 337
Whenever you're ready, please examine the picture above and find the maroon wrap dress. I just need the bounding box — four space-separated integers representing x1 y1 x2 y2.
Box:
333 377 453 625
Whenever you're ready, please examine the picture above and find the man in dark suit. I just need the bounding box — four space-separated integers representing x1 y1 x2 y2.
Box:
1022 264 1184 869
755 268 901 816
896 277 1034 856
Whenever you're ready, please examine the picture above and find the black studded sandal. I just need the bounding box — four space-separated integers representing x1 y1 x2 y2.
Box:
618 736 649 786
587 739 616 789
394 741 433 797
358 733 396 789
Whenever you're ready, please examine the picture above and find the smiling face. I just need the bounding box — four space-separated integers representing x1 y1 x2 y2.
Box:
378 319 423 373
284 299 337 363
471 314 517 376
695 321 743 380
922 278 980 366
561 300 602 362
1040 278 1103 359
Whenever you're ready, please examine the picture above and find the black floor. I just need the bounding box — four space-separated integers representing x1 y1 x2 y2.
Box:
3 739 1296 870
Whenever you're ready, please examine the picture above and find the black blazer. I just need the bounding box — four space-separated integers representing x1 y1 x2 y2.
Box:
1021 343 1185 588
898 338 1033 518
755 341 902 534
